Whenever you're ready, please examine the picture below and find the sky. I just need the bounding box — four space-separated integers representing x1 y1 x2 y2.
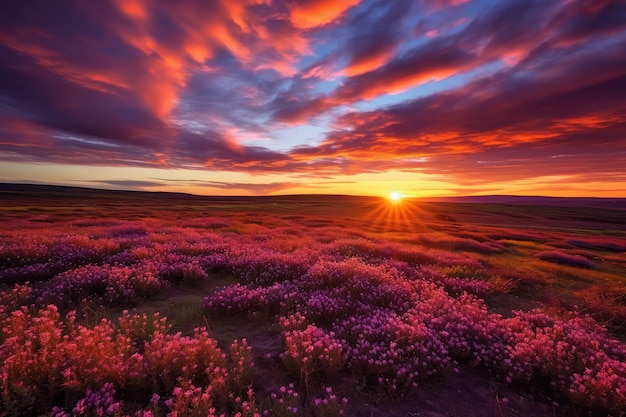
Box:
1 0 625 197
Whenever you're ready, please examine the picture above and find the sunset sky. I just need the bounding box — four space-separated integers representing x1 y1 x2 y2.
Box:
1 0 625 197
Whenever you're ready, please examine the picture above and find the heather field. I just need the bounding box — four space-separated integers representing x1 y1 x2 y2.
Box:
1 187 626 417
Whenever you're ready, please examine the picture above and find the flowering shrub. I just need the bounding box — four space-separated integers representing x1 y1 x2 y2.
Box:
175 382 261 417
323 238 484 267
229 339 256 388
439 276 494 296
37 264 168 309
52 383 124 417
0 282 33 314
334 309 450 395
311 386 349 417
163 380 261 417
1 306 69 413
423 249 484 269
0 234 122 284
281 325 344 380
266 384 300 416
301 289 355 326
0 237 51 268
116 310 171 346
159 259 209 287
535 250 594 268
416 234 506 254
278 312 308 332
503 311 626 411
164 379 221 417
0 305 258 416
142 328 229 394
227 252 311 286
413 291 511 369
203 282 300 319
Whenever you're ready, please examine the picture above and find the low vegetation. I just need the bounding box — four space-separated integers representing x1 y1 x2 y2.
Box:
1 193 625 416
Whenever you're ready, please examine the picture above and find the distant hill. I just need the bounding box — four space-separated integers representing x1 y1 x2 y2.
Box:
0 183 374 204
419 195 626 209
1 183 625 210
0 182 199 201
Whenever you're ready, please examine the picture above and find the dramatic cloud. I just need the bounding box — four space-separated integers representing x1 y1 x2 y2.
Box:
93 180 164 189
1 0 625 196
91 178 302 195
187 180 302 194
288 0 360 29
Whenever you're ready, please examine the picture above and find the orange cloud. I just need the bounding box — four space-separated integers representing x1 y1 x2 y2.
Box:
219 0 270 33
356 66 460 100
342 48 396 77
114 0 148 21
289 0 360 29
165 1 309 76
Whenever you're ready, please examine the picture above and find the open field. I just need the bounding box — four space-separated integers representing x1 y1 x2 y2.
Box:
1 185 625 417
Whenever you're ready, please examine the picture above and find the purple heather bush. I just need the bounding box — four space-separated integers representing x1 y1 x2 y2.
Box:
226 251 312 286
535 250 594 268
159 258 208 287
416 234 506 254
266 383 300 417
37 263 168 309
311 386 349 417
52 383 124 417
334 308 450 395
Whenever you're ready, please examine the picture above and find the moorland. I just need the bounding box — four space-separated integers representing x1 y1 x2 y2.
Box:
1 184 625 417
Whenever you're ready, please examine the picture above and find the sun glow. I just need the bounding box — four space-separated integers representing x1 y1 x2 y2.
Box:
365 194 426 233
389 192 403 202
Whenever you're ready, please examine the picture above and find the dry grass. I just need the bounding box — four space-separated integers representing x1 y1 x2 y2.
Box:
489 276 518 294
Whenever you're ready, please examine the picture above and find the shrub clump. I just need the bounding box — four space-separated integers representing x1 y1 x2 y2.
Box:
0 305 256 416
535 250 594 268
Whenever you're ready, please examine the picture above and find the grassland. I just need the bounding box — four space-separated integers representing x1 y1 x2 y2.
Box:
1 185 625 417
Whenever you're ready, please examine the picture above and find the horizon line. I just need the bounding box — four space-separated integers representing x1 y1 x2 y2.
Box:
2 181 626 201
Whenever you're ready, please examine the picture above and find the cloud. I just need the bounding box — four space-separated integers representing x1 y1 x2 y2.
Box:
0 0 625 195
291 55 626 181
154 178 302 195
288 0 360 29
92 179 164 188
87 178 303 195
196 180 301 194
273 0 625 122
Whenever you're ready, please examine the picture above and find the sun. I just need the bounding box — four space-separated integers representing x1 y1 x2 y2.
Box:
367 191 421 232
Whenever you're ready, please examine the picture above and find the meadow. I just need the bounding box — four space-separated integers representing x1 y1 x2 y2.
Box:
1 186 625 417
